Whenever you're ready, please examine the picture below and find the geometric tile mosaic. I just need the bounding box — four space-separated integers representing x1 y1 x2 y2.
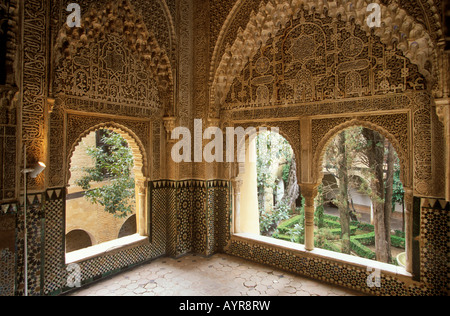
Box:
225 199 450 296
3 183 448 296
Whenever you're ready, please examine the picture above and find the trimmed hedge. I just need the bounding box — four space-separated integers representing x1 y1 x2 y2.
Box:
273 213 405 260
321 240 342 253
391 235 405 248
329 226 358 236
351 232 375 245
350 238 375 259
272 232 303 244
355 222 375 232
323 218 341 229
277 215 302 234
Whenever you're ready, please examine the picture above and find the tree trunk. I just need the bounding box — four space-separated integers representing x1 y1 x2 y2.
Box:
363 129 390 263
384 141 395 263
337 132 351 254
280 156 299 211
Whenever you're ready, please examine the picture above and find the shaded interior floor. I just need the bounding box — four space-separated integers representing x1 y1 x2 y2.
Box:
66 253 364 296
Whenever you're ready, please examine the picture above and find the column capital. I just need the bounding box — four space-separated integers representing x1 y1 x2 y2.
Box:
299 183 320 203
163 116 177 142
232 178 243 192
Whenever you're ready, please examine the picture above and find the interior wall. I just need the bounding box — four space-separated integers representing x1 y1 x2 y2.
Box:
0 0 448 297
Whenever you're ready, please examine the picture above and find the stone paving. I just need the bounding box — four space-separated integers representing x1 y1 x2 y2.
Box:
67 254 362 296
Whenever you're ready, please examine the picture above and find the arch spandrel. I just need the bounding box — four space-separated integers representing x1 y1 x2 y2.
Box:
210 0 437 118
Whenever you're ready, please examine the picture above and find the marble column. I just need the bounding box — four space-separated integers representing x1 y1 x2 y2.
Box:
300 184 319 251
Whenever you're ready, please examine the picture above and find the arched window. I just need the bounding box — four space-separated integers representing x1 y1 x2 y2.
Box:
65 128 146 260
236 129 301 244
318 127 406 266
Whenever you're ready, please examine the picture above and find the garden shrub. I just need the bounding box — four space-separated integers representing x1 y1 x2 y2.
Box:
277 215 302 234
351 232 375 245
329 226 358 236
321 240 342 253
350 239 375 259
391 235 405 248
323 218 341 229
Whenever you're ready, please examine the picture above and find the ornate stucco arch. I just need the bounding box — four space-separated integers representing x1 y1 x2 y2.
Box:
66 121 150 237
209 0 437 118
232 122 301 185
67 122 148 184
313 119 409 188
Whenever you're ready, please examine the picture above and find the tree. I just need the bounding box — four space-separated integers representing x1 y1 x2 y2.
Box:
322 128 365 253
336 131 351 254
321 127 403 263
383 141 395 262
75 130 136 219
256 131 295 235
362 129 390 263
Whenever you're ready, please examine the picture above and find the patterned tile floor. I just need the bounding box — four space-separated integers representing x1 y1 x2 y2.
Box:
66 254 363 296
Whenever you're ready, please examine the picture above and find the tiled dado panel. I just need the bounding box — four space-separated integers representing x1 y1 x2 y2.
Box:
41 180 231 295
225 200 450 296
44 186 166 296
0 203 18 296
15 194 44 296
420 200 450 295
151 180 232 258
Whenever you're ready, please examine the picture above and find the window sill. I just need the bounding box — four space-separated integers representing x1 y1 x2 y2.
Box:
66 234 149 265
232 233 412 279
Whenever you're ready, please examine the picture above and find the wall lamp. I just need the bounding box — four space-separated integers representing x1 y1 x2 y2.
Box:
22 161 46 178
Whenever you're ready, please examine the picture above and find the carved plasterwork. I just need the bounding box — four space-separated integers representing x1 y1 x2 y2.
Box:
210 1 439 198
55 33 163 117
312 114 410 187
0 86 18 126
435 97 450 200
231 120 301 185
210 0 436 117
219 7 426 115
55 0 173 116
0 0 19 87
22 0 49 190
48 0 172 187
66 118 149 184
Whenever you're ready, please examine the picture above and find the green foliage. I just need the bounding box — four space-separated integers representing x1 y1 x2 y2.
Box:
260 201 292 235
314 228 334 249
351 232 375 245
257 131 295 236
290 224 305 244
272 208 405 261
256 131 293 191
277 215 303 234
391 235 406 248
329 226 358 236
272 205 305 244
281 158 292 184
323 218 342 229
392 168 405 210
75 130 136 219
320 240 342 253
315 185 325 229
350 239 375 260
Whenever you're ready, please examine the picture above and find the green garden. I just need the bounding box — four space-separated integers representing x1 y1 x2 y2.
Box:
272 208 405 265
256 127 406 266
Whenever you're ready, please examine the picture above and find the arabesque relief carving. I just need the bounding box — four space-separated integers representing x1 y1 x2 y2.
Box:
210 0 438 117
222 7 426 112
55 0 173 116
